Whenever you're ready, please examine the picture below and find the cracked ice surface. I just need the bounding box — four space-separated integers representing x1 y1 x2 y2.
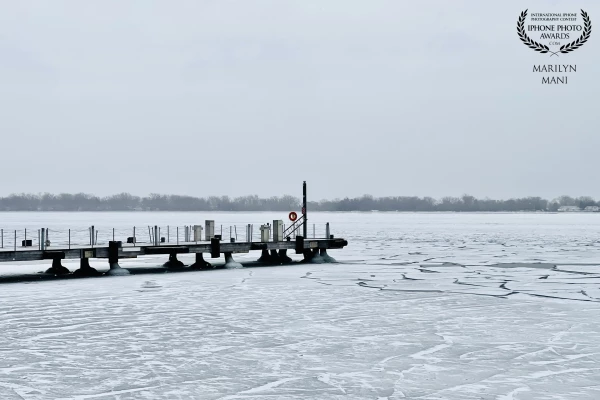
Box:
1 212 600 399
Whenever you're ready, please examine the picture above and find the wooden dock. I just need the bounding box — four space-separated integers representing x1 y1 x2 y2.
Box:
0 235 348 274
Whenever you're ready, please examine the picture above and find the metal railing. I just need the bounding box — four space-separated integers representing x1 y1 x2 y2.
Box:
0 222 333 251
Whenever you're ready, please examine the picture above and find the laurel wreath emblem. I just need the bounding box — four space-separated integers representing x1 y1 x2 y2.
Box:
517 9 592 55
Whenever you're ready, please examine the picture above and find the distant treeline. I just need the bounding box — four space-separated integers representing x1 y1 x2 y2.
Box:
0 193 597 212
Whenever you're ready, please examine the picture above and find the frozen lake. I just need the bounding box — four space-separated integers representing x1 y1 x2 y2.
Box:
1 212 600 399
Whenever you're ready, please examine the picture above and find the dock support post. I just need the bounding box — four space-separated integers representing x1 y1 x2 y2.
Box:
210 237 220 258
257 249 271 263
105 241 130 276
164 253 185 268
307 248 325 264
189 253 211 269
319 248 336 263
278 249 292 263
269 249 281 265
73 257 101 277
302 249 313 262
224 252 243 269
45 254 70 275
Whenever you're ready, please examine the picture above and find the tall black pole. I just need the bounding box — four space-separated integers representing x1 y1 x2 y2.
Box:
303 181 307 238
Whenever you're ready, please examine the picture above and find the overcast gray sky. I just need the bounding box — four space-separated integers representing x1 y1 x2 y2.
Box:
1 0 599 201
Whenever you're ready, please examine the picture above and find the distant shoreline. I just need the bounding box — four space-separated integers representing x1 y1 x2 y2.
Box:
0 193 595 213
0 210 597 214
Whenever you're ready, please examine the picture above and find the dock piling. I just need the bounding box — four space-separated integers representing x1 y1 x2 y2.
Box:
224 252 243 269
164 253 185 268
210 237 220 258
279 249 292 263
270 249 281 264
105 241 130 276
73 256 101 277
257 249 271 263
319 248 336 263
45 254 70 275
189 253 211 269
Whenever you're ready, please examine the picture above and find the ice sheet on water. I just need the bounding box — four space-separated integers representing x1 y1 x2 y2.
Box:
1 212 600 398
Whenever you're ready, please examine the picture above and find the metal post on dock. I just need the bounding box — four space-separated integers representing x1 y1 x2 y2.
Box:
326 222 330 239
167 226 170 243
155 225 158 246
112 228 115 242
133 227 136 245
24 229 27 246
303 181 308 238
14 230 16 251
159 227 161 244
40 228 45 251
1 229 3 248
69 229 71 249
177 226 179 245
